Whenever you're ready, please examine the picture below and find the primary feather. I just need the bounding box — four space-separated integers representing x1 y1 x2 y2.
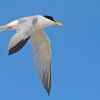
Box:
30 30 52 95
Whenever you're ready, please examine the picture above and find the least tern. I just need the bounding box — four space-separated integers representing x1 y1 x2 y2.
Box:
0 15 63 95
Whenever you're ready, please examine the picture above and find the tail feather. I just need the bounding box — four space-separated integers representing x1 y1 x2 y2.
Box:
0 25 10 32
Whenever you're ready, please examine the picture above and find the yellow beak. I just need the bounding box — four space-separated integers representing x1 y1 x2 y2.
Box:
54 21 64 26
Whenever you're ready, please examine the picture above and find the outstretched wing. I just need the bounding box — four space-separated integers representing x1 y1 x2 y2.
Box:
30 30 52 95
8 19 34 55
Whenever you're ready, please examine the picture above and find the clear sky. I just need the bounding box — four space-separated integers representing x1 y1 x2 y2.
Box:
0 0 100 100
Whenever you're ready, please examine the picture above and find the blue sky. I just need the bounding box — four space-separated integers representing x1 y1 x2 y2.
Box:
0 0 100 100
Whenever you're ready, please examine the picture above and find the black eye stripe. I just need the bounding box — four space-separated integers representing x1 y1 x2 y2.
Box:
43 16 56 22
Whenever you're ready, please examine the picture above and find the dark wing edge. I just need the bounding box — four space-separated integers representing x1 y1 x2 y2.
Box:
8 36 30 55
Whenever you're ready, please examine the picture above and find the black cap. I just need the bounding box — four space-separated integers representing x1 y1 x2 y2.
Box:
43 15 56 22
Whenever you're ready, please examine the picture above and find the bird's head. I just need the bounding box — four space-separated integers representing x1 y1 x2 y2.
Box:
36 15 64 29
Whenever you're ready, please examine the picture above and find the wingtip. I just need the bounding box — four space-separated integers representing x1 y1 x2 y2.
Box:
8 52 11 55
8 50 14 55
46 86 51 96
47 90 51 96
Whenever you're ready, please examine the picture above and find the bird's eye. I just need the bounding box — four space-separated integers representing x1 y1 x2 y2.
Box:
43 16 56 22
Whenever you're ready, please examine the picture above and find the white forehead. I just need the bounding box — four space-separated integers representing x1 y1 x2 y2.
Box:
37 15 53 23
34 15 54 29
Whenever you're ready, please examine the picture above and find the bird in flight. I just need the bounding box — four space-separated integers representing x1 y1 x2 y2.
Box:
0 15 63 95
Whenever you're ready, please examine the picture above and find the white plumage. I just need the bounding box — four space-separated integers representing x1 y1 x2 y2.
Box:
0 15 63 95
